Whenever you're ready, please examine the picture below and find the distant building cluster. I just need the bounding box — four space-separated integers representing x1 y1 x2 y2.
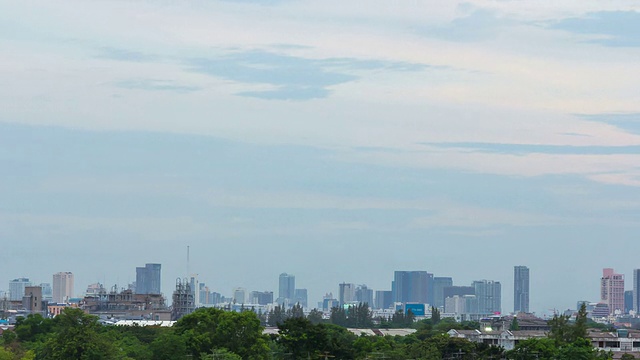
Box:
5 264 640 327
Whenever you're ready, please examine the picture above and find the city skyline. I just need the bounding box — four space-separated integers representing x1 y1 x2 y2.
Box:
8 265 640 317
2 1 640 317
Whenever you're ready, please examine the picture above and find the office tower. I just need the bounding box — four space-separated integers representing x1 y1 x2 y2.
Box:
355 285 374 306
625 290 633 314
633 269 640 313
9 278 32 301
250 291 274 305
39 283 53 302
432 277 453 309
514 266 530 313
601 268 624 315
294 289 308 308
375 290 393 310
278 273 295 303
52 272 74 303
443 286 475 304
233 287 246 303
339 282 356 306
392 271 432 304
135 264 161 295
472 280 501 314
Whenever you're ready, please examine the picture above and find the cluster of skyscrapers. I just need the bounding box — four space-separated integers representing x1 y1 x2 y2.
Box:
6 272 74 304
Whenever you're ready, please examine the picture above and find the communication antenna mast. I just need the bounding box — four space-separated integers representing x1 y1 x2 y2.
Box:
187 245 190 277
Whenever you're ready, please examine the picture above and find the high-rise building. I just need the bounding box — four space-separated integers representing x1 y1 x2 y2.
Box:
9 278 32 301
601 268 624 315
294 289 308 308
432 277 453 309
233 287 246 304
375 290 393 310
278 273 295 303
443 286 475 304
355 285 374 306
250 291 274 305
472 280 501 314
514 266 530 313
392 271 432 304
135 264 161 295
633 269 640 313
625 290 633 314
339 282 356 306
52 272 74 303
39 283 53 302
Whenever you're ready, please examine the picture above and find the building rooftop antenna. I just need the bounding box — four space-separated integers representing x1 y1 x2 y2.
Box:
187 245 190 278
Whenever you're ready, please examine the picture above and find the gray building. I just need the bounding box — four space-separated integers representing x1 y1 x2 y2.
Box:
634 269 640 313
473 280 501 314
355 285 374 306
135 263 161 294
375 290 393 310
443 286 475 303
392 271 432 304
625 290 633 314
514 266 530 313
433 277 453 309
294 289 308 308
339 282 356 306
278 273 295 304
9 278 31 301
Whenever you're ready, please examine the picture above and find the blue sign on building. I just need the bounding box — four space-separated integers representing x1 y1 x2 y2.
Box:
405 303 425 316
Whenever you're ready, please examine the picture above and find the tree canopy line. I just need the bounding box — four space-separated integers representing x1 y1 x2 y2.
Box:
0 303 623 359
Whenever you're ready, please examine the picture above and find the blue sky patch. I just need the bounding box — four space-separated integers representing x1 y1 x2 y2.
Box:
187 49 427 100
550 11 640 47
426 142 640 155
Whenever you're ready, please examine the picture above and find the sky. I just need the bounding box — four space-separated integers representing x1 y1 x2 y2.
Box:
1 0 640 315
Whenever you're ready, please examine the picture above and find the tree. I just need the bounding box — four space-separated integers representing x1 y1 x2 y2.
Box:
200 349 242 360
14 314 53 343
307 308 323 325
510 316 520 331
149 331 187 360
431 306 441 325
175 307 270 360
573 303 588 340
39 308 117 360
329 307 347 327
548 313 571 346
277 317 327 359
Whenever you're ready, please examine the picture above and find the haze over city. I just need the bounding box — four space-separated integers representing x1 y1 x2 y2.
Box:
2 1 640 315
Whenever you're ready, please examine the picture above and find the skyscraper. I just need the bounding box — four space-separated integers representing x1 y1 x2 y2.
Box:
392 271 432 304
633 269 640 313
339 282 356 306
355 284 374 306
472 280 501 314
432 277 453 309
135 264 161 294
52 272 74 303
9 278 31 301
375 290 393 310
601 268 624 315
294 288 308 308
514 266 530 313
625 290 633 314
278 273 295 303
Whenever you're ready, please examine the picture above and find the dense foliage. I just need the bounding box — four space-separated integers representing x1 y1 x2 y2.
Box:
0 303 618 359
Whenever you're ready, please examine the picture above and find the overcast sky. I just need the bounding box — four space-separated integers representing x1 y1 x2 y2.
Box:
1 0 640 315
